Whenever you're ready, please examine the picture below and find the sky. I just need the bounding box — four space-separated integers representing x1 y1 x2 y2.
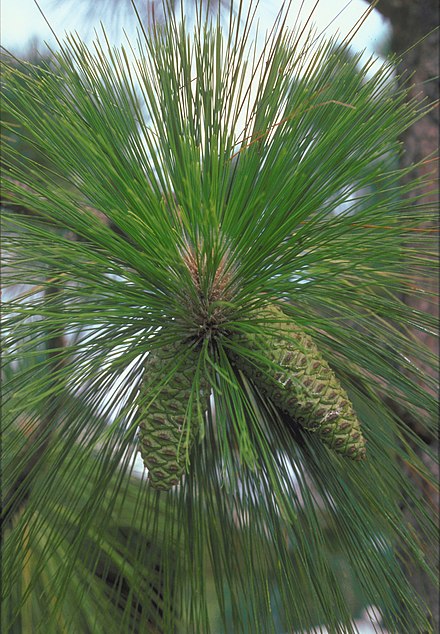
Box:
1 0 391 56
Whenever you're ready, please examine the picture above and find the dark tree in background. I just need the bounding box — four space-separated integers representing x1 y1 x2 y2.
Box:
372 0 438 135
370 0 438 359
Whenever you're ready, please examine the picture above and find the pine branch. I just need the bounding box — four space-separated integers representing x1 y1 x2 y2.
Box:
2 2 438 631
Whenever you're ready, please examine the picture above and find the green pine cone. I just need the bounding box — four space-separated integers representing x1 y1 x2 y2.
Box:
229 305 366 461
138 344 208 490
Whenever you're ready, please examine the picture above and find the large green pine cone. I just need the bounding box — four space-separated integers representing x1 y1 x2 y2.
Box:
229 306 366 461
138 344 208 490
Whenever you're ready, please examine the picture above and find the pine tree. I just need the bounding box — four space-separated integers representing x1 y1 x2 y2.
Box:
2 2 438 632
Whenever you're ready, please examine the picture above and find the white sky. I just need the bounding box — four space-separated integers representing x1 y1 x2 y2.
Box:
1 0 390 55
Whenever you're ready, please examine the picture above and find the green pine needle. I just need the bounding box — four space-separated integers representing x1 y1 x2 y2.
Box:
1 1 438 632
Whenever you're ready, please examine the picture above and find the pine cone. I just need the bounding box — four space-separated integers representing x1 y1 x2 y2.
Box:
228 305 366 460
138 344 208 490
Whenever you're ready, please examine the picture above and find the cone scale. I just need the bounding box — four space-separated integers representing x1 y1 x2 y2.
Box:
138 344 208 490
229 305 366 460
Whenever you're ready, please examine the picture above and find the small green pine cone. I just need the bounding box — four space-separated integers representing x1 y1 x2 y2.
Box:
138 344 208 490
229 305 366 461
